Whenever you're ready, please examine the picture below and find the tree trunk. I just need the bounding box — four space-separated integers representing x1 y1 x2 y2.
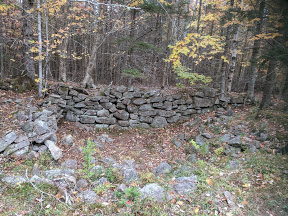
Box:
82 43 97 87
59 37 68 82
22 0 35 80
282 70 288 108
0 12 3 78
259 59 277 109
196 0 202 33
246 0 266 101
58 0 69 82
44 0 49 93
37 0 43 98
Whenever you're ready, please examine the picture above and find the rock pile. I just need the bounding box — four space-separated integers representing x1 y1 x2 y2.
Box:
0 106 63 160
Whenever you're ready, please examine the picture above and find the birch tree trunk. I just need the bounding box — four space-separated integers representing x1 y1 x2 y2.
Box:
246 0 266 101
227 28 239 92
44 0 49 93
0 12 3 78
37 0 43 98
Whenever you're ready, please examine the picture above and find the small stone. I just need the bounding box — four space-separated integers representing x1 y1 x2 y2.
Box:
27 151 38 160
93 177 109 186
79 190 99 204
77 179 89 190
61 135 74 147
61 159 77 169
229 160 239 169
195 135 206 146
225 108 233 116
187 154 197 163
0 131 17 152
152 162 172 176
1 176 27 185
117 183 127 193
201 133 212 139
90 165 104 176
38 145 48 153
173 175 197 196
140 183 168 202
44 140 62 160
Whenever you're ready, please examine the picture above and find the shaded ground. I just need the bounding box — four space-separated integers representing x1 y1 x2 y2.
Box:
0 89 287 216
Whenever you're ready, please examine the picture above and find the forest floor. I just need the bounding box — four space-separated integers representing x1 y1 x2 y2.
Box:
0 89 288 216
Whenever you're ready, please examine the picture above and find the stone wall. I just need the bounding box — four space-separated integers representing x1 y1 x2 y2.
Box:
40 84 245 128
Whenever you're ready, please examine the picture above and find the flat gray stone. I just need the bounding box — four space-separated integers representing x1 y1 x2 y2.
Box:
1 176 27 185
0 131 17 152
61 159 77 169
97 109 110 117
173 175 197 195
140 183 167 202
80 115 96 124
114 110 129 120
61 135 74 147
152 162 172 176
132 98 146 105
44 140 62 160
151 116 168 128
79 190 99 204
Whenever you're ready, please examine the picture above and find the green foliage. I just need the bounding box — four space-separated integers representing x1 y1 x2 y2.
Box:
125 186 140 201
105 167 120 183
122 68 147 79
214 147 225 155
93 183 115 195
82 138 96 178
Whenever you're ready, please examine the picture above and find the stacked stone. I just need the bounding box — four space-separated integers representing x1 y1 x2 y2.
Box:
44 84 244 128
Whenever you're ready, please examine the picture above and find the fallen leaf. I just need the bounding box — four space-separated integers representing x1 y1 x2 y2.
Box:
206 177 213 186
177 201 183 206
242 200 248 205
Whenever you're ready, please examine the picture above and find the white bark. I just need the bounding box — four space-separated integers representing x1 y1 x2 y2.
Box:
37 0 43 98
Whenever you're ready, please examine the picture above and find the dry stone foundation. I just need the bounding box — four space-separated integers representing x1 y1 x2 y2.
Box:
39 84 245 129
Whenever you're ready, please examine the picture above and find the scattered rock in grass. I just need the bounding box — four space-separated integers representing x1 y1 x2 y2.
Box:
102 157 116 165
93 177 109 186
0 131 17 152
229 160 240 169
61 159 78 170
224 191 237 208
44 140 62 160
90 165 104 176
26 151 38 160
117 183 127 193
201 133 213 139
173 175 197 196
78 190 99 204
195 135 206 146
171 133 186 148
122 160 139 183
1 176 27 186
187 154 198 163
152 162 172 176
76 179 89 190
225 108 234 116
140 183 168 202
61 134 74 147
